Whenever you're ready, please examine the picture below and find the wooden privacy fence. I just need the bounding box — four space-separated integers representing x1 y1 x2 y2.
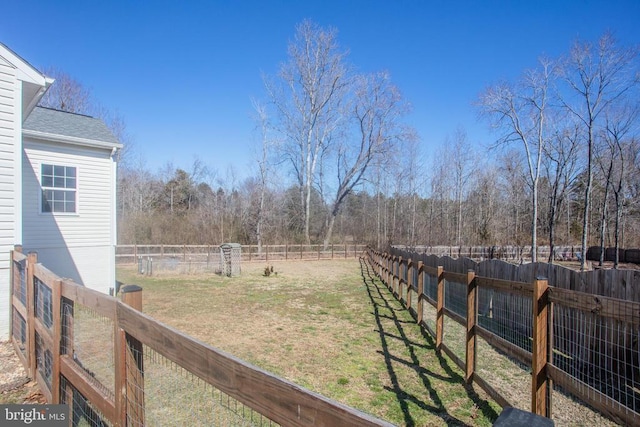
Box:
396 245 582 263
398 244 640 265
393 247 640 302
9 248 392 427
366 247 640 426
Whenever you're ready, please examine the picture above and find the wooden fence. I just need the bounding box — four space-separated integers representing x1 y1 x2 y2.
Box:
396 245 581 262
115 244 366 266
366 247 640 426
393 247 640 302
9 248 392 427
399 244 640 265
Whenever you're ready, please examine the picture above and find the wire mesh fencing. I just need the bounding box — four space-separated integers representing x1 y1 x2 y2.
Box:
125 346 279 426
552 300 640 424
420 271 439 337
11 254 28 358
477 288 533 354
60 375 113 427
61 300 116 396
365 247 636 425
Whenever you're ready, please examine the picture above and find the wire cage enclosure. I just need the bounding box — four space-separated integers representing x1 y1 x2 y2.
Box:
219 243 241 277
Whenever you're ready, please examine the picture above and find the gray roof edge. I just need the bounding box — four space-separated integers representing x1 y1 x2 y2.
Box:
23 129 123 151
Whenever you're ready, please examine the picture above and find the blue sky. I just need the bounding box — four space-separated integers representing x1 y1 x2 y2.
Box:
2 1 639 182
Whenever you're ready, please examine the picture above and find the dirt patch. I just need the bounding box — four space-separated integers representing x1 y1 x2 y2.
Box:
0 341 45 404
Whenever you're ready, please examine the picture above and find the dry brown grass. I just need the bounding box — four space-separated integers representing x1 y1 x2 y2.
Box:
115 258 620 426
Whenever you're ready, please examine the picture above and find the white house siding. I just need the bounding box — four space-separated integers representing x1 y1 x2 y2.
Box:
0 57 18 340
22 138 116 295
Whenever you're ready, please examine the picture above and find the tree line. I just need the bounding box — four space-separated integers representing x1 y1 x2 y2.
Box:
39 22 640 268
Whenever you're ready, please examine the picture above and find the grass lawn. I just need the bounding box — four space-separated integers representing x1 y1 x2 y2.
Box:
117 258 501 426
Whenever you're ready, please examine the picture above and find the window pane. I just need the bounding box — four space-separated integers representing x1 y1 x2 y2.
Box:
53 201 64 212
65 177 76 189
66 200 76 213
41 190 52 212
53 177 65 188
42 164 53 175
65 167 76 179
42 176 53 187
53 165 65 176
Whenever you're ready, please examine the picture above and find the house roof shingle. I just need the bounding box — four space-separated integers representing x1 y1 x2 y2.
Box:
23 106 120 146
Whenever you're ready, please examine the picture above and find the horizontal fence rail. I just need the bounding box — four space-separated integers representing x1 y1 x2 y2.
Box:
365 247 640 426
115 244 366 274
9 248 392 427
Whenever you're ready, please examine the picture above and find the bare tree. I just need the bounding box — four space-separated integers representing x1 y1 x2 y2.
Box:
479 58 555 262
38 67 93 114
542 123 581 262
445 127 476 246
602 104 639 267
322 72 413 248
559 32 639 270
264 20 349 245
250 99 279 253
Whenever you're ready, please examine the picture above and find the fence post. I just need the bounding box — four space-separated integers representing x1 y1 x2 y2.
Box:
532 276 550 417
395 257 402 298
416 262 424 324
27 252 37 378
383 254 388 286
436 265 444 352
465 270 477 383
120 285 145 427
406 259 413 310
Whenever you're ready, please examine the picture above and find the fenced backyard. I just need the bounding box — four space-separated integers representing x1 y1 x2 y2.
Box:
9 249 393 426
9 244 637 426
367 247 640 426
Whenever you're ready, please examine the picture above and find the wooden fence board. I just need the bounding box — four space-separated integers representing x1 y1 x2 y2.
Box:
60 280 117 320
475 276 532 297
548 287 640 326
60 355 116 424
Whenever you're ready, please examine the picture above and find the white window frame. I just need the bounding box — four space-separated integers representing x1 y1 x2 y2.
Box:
40 163 78 214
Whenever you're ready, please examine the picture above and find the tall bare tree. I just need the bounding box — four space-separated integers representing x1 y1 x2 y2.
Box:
602 104 639 267
445 127 476 246
479 58 555 262
264 20 349 245
322 72 412 248
250 99 278 253
559 32 639 270
542 123 581 262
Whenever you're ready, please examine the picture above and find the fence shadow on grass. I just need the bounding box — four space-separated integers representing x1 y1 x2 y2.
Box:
359 257 499 426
